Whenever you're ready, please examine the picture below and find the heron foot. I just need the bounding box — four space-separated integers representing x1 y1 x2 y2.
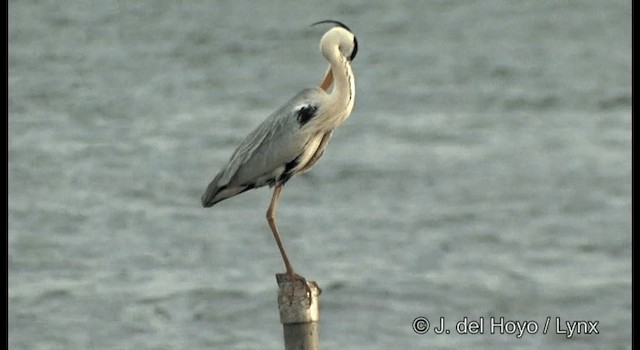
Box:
276 272 320 306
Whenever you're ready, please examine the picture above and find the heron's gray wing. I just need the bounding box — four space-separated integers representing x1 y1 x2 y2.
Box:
201 88 324 207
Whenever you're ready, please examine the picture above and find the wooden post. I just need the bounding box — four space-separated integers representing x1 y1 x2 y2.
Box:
276 274 321 350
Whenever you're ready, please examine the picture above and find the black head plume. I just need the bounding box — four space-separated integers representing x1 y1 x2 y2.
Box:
311 20 358 61
311 20 353 32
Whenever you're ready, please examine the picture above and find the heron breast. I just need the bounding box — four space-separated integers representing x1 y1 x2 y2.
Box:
301 135 325 169
286 134 324 178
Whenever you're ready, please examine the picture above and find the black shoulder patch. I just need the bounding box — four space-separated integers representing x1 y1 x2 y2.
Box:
295 105 318 126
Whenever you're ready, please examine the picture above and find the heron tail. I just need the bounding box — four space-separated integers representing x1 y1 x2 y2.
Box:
201 181 221 207
201 180 255 208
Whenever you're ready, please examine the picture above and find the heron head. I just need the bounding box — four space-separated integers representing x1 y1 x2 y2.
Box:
311 20 358 62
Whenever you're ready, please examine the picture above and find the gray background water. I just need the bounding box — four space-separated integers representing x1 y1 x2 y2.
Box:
9 1 631 349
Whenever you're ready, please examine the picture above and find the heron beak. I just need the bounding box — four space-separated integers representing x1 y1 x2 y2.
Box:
318 67 333 92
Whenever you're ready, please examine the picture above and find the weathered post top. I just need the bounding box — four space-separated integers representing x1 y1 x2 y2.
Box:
276 274 322 350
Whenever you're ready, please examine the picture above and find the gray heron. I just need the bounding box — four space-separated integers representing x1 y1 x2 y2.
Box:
201 20 358 286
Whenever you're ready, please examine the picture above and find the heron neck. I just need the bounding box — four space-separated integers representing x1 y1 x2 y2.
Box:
327 51 355 113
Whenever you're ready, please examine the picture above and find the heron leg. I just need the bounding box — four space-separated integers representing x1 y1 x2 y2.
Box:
267 184 312 302
266 184 295 276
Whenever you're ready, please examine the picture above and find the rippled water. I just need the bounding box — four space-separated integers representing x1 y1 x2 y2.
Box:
9 1 631 349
